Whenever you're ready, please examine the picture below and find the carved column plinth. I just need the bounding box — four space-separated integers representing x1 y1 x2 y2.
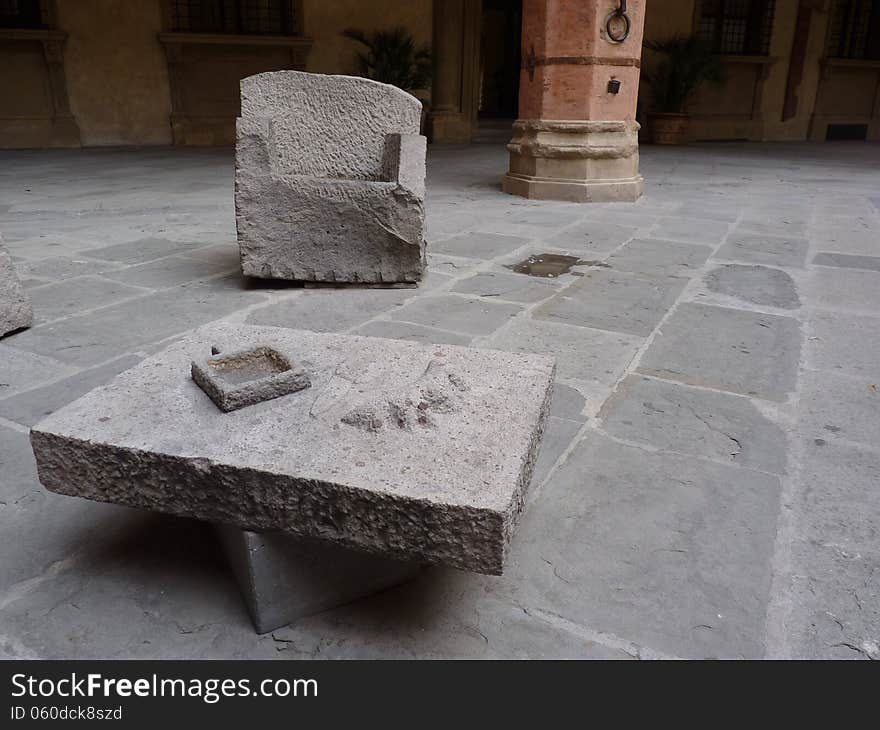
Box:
503 119 642 202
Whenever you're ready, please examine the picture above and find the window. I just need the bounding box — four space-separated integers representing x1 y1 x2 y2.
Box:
0 0 44 29
827 0 880 60
697 0 775 56
170 0 300 36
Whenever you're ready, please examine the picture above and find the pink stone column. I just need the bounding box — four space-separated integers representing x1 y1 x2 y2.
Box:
502 0 646 202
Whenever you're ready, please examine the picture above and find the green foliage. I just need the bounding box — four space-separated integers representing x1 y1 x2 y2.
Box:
341 26 432 92
642 35 726 114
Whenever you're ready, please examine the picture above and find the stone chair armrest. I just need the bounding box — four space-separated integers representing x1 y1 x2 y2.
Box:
383 133 427 200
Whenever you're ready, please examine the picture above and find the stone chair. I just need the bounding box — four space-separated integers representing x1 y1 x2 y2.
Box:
0 235 33 337
235 71 427 284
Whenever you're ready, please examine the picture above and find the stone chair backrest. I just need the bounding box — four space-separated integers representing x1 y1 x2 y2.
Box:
239 70 421 182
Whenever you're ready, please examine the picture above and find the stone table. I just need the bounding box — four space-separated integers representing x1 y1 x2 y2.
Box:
30 322 554 632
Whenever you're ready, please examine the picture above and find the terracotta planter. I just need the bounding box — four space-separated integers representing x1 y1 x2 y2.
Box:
649 112 690 145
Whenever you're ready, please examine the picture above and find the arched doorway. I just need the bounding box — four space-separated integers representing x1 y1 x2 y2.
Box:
479 0 522 136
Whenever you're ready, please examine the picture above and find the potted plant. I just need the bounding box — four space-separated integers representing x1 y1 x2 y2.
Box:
341 27 432 131
642 35 726 145
342 27 431 104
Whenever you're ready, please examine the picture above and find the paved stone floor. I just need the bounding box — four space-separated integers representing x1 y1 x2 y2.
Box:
1 142 879 659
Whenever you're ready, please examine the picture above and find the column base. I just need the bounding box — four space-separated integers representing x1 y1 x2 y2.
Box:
504 119 643 203
427 111 474 144
217 525 423 634
502 172 644 203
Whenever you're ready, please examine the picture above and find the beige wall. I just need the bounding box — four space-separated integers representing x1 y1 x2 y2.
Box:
0 37 58 147
303 0 432 81
3 0 873 148
0 0 432 148
641 0 839 142
56 0 172 146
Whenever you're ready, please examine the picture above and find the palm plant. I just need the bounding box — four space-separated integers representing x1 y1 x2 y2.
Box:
341 26 432 92
642 35 726 113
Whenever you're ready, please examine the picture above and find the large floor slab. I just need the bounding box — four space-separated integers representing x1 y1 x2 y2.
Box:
605 238 712 280
479 318 641 416
804 310 880 381
600 375 788 474
715 231 809 268
533 270 685 336
503 433 782 659
704 264 800 310
782 439 880 659
637 303 802 401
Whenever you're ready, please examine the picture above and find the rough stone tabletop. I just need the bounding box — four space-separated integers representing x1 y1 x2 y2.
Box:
30 323 555 574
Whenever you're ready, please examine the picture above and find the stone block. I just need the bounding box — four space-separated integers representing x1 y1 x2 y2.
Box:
0 238 33 337
31 323 555 575
235 71 427 284
217 525 422 634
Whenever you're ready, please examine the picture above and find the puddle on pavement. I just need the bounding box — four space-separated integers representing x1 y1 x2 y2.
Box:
505 253 609 278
